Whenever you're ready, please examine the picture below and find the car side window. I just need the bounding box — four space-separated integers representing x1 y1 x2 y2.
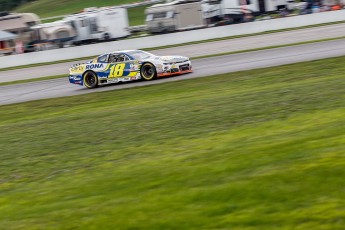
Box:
122 54 130 62
109 54 121 63
98 55 108 63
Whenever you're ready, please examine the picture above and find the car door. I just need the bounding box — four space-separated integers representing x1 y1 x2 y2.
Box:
107 53 126 79
122 54 138 79
107 53 137 80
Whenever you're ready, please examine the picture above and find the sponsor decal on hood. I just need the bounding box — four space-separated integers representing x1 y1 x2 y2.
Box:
159 56 188 62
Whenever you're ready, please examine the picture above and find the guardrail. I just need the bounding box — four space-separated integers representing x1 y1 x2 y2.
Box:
128 25 148 33
1 10 345 69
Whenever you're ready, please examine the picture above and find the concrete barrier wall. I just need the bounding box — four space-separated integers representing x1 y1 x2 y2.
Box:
1 10 345 68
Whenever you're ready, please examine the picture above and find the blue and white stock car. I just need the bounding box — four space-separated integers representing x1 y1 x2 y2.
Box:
69 50 192 89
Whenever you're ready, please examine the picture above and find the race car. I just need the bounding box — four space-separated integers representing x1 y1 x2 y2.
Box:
68 50 192 88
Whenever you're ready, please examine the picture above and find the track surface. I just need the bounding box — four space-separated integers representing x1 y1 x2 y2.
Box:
1 23 345 83
1 39 345 105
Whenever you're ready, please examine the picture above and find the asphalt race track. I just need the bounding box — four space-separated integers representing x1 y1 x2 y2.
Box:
1 39 345 105
2 23 345 83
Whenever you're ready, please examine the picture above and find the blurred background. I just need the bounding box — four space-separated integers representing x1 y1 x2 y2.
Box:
1 0 344 55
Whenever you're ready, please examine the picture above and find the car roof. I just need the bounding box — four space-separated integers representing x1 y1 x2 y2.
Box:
105 50 142 55
96 50 151 60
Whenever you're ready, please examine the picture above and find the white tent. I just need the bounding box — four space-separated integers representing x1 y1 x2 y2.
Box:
0 30 17 41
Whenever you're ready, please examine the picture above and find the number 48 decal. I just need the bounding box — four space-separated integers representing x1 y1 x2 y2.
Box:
109 63 125 78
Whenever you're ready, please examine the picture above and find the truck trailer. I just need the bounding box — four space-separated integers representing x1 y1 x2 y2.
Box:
30 20 76 51
202 0 294 23
64 7 130 44
145 0 206 33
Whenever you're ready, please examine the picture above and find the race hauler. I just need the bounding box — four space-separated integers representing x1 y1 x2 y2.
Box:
201 0 222 25
0 12 40 52
211 0 294 23
29 20 76 51
64 7 130 45
145 0 206 34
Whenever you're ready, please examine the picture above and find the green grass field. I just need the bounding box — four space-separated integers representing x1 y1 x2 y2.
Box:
128 4 149 26
15 0 150 25
15 0 141 18
1 56 345 229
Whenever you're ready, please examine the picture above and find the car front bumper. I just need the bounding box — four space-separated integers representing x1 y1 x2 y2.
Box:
157 61 192 77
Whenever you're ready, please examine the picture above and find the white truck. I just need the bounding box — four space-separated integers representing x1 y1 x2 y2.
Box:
30 20 76 51
64 7 130 45
222 0 294 14
145 0 206 33
201 0 294 24
201 0 223 24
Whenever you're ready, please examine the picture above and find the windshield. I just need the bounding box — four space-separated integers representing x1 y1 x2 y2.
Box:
146 14 153 21
127 50 154 60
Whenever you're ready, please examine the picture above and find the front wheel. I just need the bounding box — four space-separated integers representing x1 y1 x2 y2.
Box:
140 63 157 81
83 71 99 89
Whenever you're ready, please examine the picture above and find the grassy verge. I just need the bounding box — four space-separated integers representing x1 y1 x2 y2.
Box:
40 5 149 25
142 20 345 51
0 57 95 72
16 0 151 26
1 20 345 72
15 0 149 18
41 17 64 23
1 56 345 229
0 74 66 87
193 35 345 59
128 4 150 26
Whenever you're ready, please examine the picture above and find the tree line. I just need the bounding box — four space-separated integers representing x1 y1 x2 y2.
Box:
0 0 36 12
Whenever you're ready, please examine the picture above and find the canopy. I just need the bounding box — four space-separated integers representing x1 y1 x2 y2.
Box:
0 30 17 41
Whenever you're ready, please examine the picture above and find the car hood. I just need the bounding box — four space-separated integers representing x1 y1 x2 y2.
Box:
159 56 189 63
144 55 189 63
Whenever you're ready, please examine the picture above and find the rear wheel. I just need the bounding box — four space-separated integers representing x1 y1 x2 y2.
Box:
140 63 156 81
83 71 99 89
103 33 110 41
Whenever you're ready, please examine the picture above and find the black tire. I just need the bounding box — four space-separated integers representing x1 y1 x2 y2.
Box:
140 63 157 81
83 71 99 89
57 41 64 48
104 33 110 41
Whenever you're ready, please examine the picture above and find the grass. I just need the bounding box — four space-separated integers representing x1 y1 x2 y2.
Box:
41 17 64 23
192 35 345 59
0 74 66 87
39 6 148 25
0 56 345 229
142 20 345 51
128 4 150 26
15 0 151 26
15 0 146 18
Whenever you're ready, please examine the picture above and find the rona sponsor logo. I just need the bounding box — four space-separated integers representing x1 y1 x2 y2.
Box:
86 64 104 70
